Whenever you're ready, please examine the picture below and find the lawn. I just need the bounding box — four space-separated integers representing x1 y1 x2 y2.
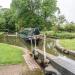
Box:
60 39 75 50
0 43 24 65
0 32 4 35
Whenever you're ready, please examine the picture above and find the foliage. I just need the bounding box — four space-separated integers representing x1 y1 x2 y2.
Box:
11 0 57 30
51 21 75 32
4 9 16 32
51 8 67 32
0 8 6 29
64 22 75 32
0 8 16 32
42 31 75 39
0 17 5 29
0 0 57 31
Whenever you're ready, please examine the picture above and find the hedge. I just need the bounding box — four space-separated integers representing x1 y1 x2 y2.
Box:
41 31 75 39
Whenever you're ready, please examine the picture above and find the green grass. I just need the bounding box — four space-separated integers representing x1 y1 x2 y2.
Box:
0 43 24 65
60 39 75 50
0 32 4 35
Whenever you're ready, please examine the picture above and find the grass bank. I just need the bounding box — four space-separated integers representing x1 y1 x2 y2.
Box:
0 43 24 65
60 39 75 50
0 32 4 35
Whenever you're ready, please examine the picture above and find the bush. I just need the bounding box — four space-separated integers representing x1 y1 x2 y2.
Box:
41 31 75 39
64 23 75 32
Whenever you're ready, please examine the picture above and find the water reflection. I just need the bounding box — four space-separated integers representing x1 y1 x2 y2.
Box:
38 38 75 60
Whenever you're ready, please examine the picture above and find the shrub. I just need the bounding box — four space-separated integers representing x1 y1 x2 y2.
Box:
64 23 75 32
41 31 75 39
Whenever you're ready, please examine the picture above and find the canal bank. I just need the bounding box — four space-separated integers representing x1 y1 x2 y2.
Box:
38 38 75 60
55 39 75 56
1 33 75 75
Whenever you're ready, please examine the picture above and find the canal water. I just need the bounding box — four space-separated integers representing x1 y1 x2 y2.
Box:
0 33 75 61
38 38 75 60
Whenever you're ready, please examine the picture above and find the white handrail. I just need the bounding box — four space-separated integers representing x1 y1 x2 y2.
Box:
43 34 46 62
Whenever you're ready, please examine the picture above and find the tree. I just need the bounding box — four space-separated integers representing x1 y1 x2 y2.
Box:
4 9 16 32
11 0 57 30
0 8 16 32
65 22 75 32
51 7 67 32
0 8 6 30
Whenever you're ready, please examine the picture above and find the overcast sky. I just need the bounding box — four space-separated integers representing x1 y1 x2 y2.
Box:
0 0 75 22
0 0 11 8
57 0 75 22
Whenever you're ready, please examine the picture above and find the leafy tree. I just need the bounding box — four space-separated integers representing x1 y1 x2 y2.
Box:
0 8 6 30
51 7 67 32
11 0 57 30
0 8 16 32
64 22 75 32
3 9 16 32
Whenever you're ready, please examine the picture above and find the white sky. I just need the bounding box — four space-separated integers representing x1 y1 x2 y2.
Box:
0 0 75 22
57 0 75 22
0 0 12 8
